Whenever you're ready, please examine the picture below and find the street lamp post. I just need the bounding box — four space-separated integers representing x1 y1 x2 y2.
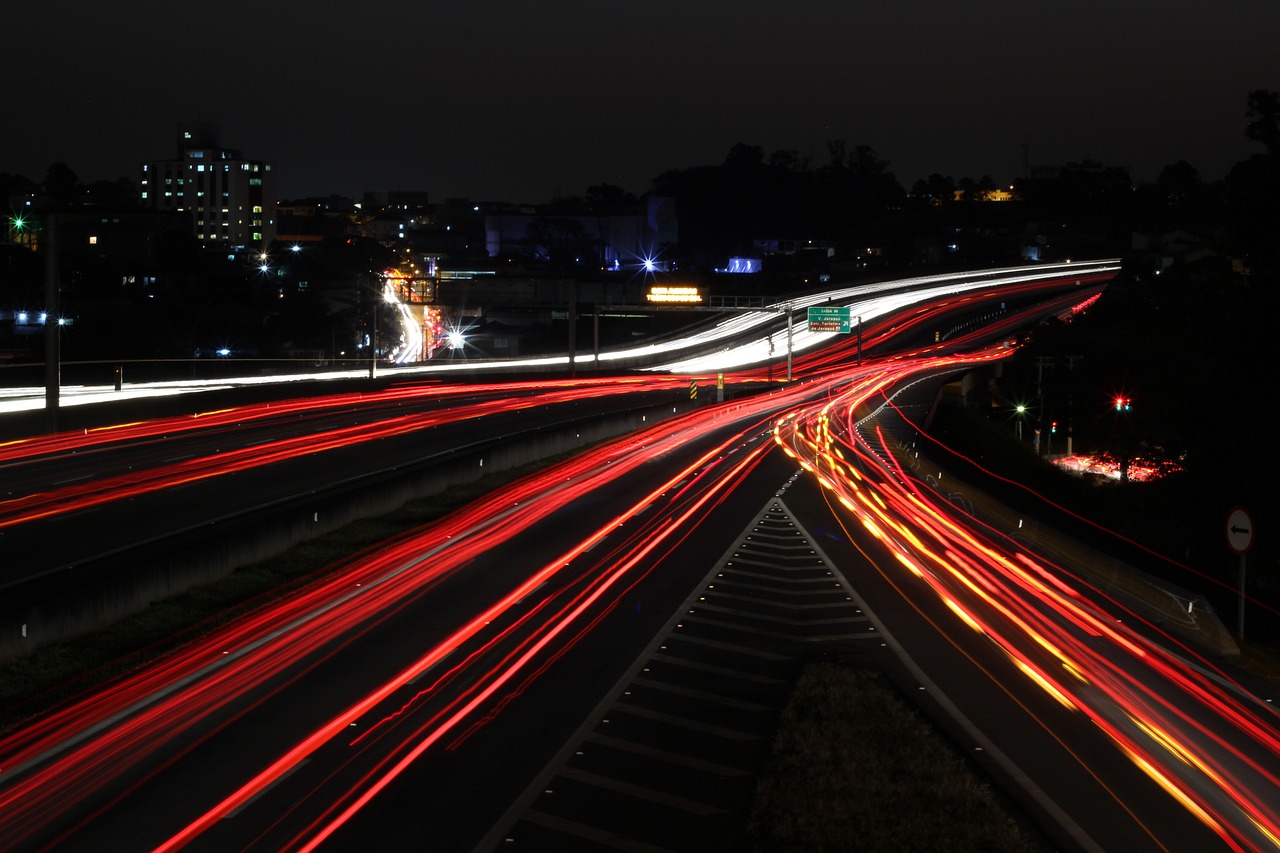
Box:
44 211 60 433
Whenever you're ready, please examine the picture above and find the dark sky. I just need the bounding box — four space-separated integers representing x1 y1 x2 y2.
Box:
7 1 1278 203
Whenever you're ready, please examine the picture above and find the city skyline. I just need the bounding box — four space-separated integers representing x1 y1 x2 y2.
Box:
6 1 1278 203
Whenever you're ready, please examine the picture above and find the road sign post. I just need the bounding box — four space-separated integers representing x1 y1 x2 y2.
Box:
1226 507 1254 640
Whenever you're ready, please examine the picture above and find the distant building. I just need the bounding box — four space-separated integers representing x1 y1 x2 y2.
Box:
140 122 277 249
483 196 678 271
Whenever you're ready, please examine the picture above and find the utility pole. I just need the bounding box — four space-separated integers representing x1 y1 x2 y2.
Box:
567 281 577 378
44 211 60 433
1033 356 1055 454
1064 354 1083 455
369 291 378 379
786 308 793 382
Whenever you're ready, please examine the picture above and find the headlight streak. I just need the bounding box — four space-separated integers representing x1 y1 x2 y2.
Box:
775 352 1280 850
0 264 1116 419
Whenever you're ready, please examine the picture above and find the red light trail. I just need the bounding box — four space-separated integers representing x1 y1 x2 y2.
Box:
773 348 1280 851
14 272 1250 850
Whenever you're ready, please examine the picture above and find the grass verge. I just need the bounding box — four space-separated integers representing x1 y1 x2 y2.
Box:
746 660 1049 852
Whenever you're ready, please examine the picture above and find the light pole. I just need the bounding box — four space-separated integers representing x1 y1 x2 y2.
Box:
786 308 793 383
44 211 60 433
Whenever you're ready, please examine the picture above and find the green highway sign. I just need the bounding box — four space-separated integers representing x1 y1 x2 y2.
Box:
807 305 853 333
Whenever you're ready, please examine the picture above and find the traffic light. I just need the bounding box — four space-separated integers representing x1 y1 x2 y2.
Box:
1114 396 1130 412
1051 421 1058 434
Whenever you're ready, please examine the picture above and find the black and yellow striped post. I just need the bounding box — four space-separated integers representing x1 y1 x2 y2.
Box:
689 380 698 400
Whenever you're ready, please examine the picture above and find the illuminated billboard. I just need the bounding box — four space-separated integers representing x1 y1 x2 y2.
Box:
646 285 704 304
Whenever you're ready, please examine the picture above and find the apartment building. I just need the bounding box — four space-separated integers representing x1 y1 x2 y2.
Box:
140 122 276 248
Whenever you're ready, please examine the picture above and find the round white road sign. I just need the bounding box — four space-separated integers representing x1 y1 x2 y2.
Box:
1226 507 1254 555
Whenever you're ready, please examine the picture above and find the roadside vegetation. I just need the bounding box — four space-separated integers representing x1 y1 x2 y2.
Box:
747 660 1048 852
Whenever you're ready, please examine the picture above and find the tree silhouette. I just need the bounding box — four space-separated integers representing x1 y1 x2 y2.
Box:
1245 89 1280 155
43 162 79 208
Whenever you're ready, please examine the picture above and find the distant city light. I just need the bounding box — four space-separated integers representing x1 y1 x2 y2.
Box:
1055 453 1180 483
721 257 761 274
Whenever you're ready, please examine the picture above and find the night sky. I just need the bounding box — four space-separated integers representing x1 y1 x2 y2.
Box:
7 1 1278 203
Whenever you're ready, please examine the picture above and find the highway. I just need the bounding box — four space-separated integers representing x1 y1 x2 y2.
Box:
7 261 1269 851
0 260 1113 415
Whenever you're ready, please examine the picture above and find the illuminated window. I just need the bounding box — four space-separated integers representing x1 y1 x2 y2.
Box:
88 235 97 245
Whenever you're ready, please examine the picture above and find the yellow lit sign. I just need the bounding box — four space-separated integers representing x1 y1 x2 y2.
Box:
646 285 703 304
